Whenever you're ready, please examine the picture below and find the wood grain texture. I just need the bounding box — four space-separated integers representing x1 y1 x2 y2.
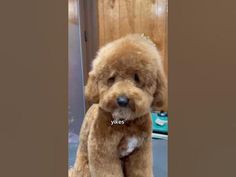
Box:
98 0 168 74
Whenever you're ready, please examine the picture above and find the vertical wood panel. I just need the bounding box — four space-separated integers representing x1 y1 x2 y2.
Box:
98 0 105 46
103 0 120 45
98 0 168 73
133 0 142 34
119 0 134 36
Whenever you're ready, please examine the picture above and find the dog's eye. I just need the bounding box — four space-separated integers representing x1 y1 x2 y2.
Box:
108 76 115 85
134 73 140 83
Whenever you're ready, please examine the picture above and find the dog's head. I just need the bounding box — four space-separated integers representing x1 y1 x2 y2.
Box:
85 34 167 121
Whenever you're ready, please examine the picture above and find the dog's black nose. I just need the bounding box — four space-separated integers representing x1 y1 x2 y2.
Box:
117 96 129 107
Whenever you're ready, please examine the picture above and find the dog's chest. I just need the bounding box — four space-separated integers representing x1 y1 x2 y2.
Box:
118 136 143 158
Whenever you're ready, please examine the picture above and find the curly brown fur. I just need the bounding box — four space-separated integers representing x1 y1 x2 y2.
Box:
69 34 167 177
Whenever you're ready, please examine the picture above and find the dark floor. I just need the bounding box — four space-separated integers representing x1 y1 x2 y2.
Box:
69 139 167 177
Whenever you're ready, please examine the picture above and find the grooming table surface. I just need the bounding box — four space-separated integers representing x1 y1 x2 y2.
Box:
152 139 167 177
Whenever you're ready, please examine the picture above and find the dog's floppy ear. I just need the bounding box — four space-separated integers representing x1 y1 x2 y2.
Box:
85 71 99 103
152 70 168 112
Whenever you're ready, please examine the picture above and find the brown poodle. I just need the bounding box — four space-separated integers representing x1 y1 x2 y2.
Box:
69 34 167 177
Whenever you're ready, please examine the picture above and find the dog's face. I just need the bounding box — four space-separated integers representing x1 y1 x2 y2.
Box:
85 35 167 121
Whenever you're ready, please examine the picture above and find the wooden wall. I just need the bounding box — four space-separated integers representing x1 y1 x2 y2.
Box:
98 0 168 73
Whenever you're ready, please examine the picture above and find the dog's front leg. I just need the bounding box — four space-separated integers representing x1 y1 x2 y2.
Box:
88 135 124 177
124 137 154 177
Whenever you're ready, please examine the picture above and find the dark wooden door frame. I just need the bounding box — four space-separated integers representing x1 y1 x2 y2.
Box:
78 0 99 82
78 0 99 109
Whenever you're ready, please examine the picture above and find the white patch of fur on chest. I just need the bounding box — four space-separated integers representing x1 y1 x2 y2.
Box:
119 137 139 157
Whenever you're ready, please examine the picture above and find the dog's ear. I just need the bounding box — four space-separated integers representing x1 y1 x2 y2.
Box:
85 71 99 103
151 70 168 112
